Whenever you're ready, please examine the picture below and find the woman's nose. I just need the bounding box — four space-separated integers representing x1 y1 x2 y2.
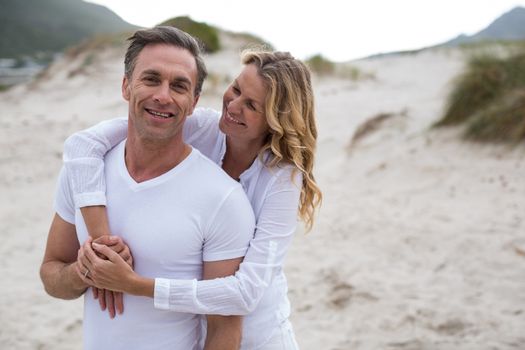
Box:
228 96 241 113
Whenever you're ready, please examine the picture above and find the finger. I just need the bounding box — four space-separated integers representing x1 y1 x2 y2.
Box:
92 243 122 263
115 292 124 315
75 259 93 284
119 246 132 264
75 260 86 280
93 287 98 299
93 235 118 245
107 291 116 319
98 288 107 311
86 236 110 261
127 256 134 268
107 237 126 255
85 240 107 262
112 240 125 254
78 246 94 272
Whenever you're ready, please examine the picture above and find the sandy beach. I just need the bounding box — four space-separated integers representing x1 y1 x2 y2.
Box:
0 37 524 349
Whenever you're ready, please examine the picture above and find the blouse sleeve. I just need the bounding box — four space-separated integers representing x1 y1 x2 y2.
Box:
62 117 127 208
154 166 302 315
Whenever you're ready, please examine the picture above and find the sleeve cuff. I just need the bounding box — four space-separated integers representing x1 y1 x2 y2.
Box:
154 278 171 310
154 278 197 311
74 192 107 208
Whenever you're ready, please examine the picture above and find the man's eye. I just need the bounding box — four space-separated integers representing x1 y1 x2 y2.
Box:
172 83 187 91
232 86 240 94
144 77 158 83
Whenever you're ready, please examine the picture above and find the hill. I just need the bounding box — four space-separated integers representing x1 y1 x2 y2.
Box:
0 0 139 59
445 6 525 46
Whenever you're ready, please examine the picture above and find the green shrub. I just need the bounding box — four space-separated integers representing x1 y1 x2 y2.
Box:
160 16 220 53
338 64 375 81
305 54 335 75
435 48 525 143
435 55 510 126
465 89 525 142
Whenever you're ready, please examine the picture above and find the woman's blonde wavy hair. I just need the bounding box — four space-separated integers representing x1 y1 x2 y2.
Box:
241 49 322 231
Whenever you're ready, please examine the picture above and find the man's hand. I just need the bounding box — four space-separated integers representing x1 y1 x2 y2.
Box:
92 288 124 319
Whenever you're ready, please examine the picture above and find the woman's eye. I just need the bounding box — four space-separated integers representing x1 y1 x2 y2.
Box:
232 86 240 94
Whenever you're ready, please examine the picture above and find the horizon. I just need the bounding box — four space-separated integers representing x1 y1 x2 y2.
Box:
86 0 525 62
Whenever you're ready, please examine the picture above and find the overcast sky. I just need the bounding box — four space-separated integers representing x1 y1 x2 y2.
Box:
87 0 525 61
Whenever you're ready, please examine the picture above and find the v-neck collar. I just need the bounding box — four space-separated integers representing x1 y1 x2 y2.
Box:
116 141 196 191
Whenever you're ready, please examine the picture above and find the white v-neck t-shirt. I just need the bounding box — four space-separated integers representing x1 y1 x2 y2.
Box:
55 141 255 350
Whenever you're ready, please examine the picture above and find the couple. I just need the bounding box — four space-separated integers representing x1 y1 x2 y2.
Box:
40 26 321 350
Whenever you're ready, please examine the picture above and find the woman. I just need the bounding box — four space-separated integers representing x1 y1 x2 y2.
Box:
65 49 321 349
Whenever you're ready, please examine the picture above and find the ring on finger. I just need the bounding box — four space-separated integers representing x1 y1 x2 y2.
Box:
84 269 90 278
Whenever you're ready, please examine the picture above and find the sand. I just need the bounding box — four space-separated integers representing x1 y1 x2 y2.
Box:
0 40 524 349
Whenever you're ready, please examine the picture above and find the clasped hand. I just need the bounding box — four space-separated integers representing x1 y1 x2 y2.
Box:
76 235 134 318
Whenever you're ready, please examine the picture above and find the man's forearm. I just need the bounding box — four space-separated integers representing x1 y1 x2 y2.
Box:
40 260 88 300
204 315 242 350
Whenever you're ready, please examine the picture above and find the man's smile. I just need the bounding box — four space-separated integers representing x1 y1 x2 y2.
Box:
145 108 174 119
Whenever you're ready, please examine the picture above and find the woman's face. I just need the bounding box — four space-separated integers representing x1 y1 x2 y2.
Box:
219 64 269 146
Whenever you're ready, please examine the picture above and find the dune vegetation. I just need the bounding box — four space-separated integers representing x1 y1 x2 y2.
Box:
160 16 220 53
305 54 374 81
435 46 525 143
305 54 335 75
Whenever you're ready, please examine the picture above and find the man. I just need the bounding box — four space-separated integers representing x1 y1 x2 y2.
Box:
40 26 255 350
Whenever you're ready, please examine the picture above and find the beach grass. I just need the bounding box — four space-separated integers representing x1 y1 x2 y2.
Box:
435 46 525 143
160 16 220 53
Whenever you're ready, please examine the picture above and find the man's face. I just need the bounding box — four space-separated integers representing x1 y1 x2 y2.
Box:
122 44 199 143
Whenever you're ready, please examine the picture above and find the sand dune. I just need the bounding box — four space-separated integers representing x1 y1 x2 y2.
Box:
0 43 523 349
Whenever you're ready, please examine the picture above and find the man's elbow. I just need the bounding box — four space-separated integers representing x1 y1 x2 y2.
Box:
40 262 59 298
39 262 83 300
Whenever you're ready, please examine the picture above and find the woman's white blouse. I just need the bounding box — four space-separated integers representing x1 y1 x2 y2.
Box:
63 107 302 349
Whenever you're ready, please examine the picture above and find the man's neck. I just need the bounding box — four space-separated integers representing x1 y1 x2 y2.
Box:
124 134 191 183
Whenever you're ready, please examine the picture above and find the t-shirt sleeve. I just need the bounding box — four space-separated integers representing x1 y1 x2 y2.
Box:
53 166 76 225
62 117 127 208
202 185 255 261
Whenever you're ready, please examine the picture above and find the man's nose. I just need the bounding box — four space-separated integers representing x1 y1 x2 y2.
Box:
153 82 171 104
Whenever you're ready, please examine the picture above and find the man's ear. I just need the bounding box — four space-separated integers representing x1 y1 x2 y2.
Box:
122 76 130 101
